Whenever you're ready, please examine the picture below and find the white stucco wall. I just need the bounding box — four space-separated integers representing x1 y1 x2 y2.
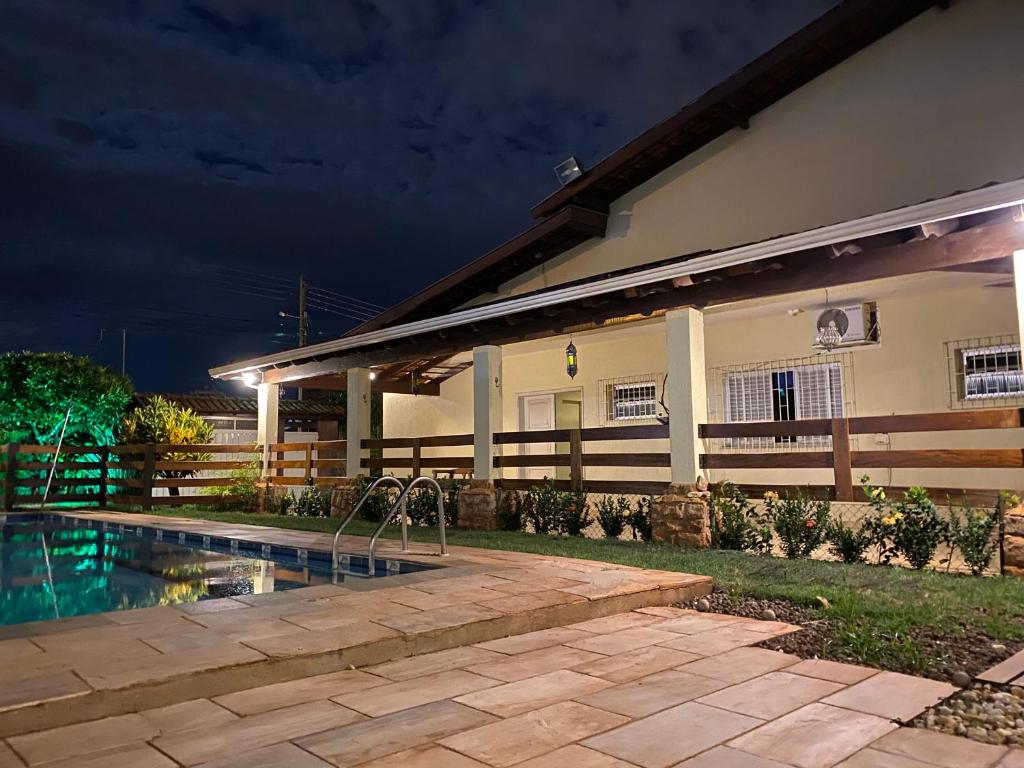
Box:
483 0 1024 299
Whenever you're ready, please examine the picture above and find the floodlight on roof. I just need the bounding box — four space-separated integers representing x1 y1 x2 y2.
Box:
554 156 583 187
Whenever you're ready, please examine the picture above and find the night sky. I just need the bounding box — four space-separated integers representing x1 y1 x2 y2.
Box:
0 1 834 393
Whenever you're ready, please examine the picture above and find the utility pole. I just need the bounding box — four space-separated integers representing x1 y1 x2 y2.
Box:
297 276 308 401
298 275 308 347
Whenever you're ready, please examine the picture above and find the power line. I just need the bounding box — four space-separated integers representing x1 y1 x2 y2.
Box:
306 296 380 320
210 264 294 284
306 284 385 311
305 292 381 318
304 298 376 322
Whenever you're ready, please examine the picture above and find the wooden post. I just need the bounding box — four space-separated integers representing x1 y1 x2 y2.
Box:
411 438 422 478
303 442 313 484
98 447 109 506
831 418 853 502
4 444 18 512
569 429 584 492
142 444 156 511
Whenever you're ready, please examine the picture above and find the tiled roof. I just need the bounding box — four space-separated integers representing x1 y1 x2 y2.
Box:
133 393 344 418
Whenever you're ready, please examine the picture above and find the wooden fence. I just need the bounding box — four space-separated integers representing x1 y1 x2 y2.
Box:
699 408 1024 506
494 424 669 496
267 439 347 486
4 408 1021 511
360 425 670 496
1 440 351 511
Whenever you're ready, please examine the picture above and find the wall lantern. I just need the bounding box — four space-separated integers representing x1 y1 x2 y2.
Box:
410 370 422 395
565 340 578 379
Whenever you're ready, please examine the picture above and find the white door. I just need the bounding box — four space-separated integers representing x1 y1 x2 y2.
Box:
520 394 556 480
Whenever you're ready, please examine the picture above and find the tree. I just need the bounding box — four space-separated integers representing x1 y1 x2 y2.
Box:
0 352 133 445
120 396 214 495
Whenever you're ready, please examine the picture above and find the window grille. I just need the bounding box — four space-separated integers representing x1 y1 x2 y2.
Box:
599 374 663 424
946 335 1023 408
711 353 853 451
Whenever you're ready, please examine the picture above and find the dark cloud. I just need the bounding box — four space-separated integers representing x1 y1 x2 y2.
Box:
0 0 835 390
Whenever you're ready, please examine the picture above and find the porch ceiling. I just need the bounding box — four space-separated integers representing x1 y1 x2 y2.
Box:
295 356 471 396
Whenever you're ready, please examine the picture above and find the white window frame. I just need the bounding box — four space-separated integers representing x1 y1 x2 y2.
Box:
723 361 844 448
610 380 658 422
960 344 1024 401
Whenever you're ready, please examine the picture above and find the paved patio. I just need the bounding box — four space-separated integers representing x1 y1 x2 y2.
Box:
0 511 710 736
1 605 1015 767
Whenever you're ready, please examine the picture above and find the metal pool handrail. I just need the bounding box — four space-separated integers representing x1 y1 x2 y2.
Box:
368 476 449 574
332 476 405 576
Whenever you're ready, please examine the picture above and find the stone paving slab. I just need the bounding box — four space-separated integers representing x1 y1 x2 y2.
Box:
1 607 1018 768
0 509 711 737
979 649 1024 685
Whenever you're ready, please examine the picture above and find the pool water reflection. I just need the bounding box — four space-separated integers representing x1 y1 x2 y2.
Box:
0 514 432 626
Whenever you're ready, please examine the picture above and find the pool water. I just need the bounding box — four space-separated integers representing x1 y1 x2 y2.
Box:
0 514 433 626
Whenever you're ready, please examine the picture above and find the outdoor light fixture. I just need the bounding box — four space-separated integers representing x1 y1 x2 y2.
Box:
241 371 258 387
410 370 421 395
565 340 578 379
815 316 844 352
554 156 583 186
369 371 377 381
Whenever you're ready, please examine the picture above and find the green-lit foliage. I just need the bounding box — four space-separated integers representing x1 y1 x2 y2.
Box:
0 351 132 445
120 396 214 495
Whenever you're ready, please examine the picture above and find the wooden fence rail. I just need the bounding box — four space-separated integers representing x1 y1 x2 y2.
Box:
699 407 1024 503
493 423 669 496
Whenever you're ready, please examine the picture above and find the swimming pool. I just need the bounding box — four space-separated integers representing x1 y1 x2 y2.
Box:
0 513 434 626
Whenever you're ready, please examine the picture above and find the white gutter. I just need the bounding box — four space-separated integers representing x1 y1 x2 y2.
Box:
211 179 1024 379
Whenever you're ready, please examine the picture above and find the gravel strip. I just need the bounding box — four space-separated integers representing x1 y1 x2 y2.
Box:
914 683 1024 746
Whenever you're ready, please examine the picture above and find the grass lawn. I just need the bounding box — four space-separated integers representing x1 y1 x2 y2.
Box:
145 506 1024 678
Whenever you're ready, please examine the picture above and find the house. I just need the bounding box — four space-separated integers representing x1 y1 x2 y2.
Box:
210 0 1024 516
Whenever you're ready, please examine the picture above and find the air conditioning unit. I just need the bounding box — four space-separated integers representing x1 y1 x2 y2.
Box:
812 301 880 349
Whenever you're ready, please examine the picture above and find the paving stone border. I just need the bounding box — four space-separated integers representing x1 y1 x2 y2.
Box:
0 509 711 737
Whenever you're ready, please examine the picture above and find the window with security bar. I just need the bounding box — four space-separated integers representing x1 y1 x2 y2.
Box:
599 375 662 424
710 354 852 450
947 336 1024 408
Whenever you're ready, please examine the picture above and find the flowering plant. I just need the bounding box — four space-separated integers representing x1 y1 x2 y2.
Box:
763 490 831 559
861 478 949 569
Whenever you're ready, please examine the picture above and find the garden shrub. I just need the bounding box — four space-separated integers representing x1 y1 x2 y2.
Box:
404 479 460 529
354 476 394 522
763 490 830 559
949 500 999 576
215 457 261 512
861 480 950 569
497 490 525 531
826 517 872 564
559 489 591 536
710 482 769 552
628 496 653 542
525 480 562 534
596 495 629 538
295 485 331 517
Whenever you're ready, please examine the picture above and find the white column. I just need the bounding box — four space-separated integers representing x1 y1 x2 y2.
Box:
665 308 708 486
1014 250 1024 349
256 382 279 476
472 345 503 481
346 368 371 478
